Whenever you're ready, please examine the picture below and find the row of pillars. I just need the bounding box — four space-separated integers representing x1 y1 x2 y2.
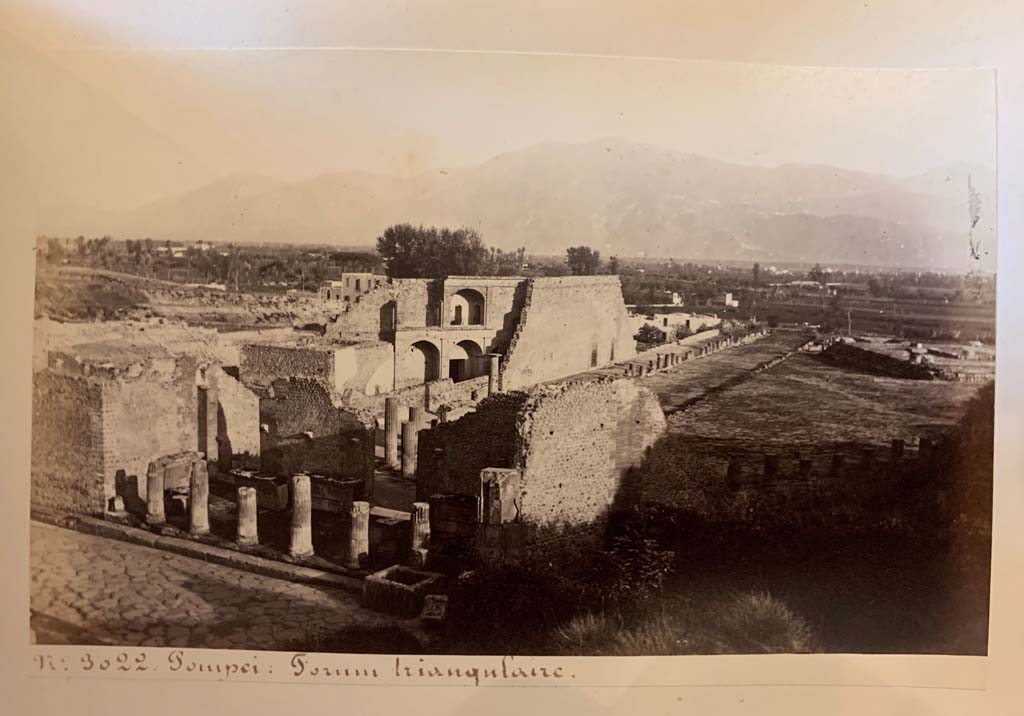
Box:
288 474 431 568
625 332 768 378
145 459 210 536
726 438 925 483
145 467 431 570
384 354 502 472
385 399 439 477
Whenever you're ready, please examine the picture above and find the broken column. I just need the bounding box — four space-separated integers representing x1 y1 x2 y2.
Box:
385 396 400 470
487 354 501 396
410 501 430 567
401 421 419 479
188 459 210 536
289 474 314 558
346 500 370 569
145 462 165 525
236 486 258 546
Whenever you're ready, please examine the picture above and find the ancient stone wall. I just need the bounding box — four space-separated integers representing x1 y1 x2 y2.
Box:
31 371 106 515
99 357 209 502
419 377 666 561
211 367 261 464
239 343 335 389
325 279 433 339
637 434 947 527
259 377 373 484
500 276 637 390
417 392 528 501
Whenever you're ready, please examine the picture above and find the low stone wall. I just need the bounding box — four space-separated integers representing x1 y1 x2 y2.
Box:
638 433 954 527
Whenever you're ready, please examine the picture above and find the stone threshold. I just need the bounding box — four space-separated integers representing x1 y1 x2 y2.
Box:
31 510 365 595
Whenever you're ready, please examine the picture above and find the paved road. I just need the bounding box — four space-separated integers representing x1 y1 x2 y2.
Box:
30 521 409 651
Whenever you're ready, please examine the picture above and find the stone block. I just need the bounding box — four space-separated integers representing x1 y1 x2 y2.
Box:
478 468 521 525
420 594 448 625
362 565 444 618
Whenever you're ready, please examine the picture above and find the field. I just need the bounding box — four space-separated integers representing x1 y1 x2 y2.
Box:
759 296 995 342
641 330 811 413
35 266 332 329
670 353 982 448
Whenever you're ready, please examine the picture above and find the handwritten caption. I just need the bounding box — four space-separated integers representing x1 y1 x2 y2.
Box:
32 650 574 687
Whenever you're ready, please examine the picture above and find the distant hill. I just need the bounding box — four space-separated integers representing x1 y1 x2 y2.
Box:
40 139 996 270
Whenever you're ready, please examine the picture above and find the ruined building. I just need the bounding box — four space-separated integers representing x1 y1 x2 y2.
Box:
241 275 638 422
31 341 259 516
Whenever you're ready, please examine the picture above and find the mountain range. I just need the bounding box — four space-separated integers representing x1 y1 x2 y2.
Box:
40 139 996 270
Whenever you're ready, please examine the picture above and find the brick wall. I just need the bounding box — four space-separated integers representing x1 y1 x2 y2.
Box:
100 357 205 502
501 276 637 390
418 377 666 561
259 377 373 485
325 279 433 339
31 371 106 515
239 344 335 389
515 379 665 541
417 392 527 501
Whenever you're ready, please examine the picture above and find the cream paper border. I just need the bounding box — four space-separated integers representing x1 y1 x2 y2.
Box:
2 2 1022 713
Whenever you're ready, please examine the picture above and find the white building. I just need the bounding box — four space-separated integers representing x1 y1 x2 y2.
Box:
319 273 387 303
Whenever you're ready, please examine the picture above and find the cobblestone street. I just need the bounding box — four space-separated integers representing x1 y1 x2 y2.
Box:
30 521 412 651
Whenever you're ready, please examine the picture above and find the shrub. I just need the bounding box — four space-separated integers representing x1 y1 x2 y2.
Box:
442 562 585 653
713 591 814 653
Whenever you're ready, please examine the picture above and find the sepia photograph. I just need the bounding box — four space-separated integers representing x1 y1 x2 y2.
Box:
19 20 996 661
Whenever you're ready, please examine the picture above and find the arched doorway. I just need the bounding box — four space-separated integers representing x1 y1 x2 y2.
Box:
450 288 485 326
448 340 483 383
409 340 441 383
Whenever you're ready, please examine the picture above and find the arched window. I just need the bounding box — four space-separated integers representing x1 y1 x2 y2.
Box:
450 288 485 326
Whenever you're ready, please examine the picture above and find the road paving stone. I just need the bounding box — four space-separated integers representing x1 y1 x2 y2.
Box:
30 521 415 651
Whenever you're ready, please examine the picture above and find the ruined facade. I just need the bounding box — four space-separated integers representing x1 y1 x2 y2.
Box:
316 274 637 406
31 343 259 516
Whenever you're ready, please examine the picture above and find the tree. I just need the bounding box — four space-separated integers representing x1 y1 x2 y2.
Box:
635 324 665 345
808 263 826 283
607 255 620 275
752 262 761 285
566 246 602 275
376 224 491 278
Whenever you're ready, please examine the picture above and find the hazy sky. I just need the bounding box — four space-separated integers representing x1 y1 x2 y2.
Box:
4 1 998 212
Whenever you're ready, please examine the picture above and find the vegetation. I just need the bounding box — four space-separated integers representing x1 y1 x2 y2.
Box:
38 235 380 293
375 224 525 278
565 245 602 275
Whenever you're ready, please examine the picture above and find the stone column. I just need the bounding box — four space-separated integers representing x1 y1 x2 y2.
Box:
385 397 400 470
798 458 813 480
410 406 427 427
289 474 314 558
189 460 210 536
891 438 905 464
346 501 370 569
145 462 165 525
401 421 418 479
410 501 430 567
237 486 258 546
487 354 501 396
